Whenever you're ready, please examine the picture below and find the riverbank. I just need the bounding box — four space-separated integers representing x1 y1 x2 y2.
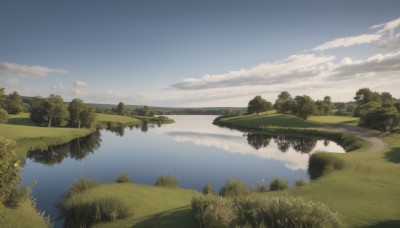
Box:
61 112 400 227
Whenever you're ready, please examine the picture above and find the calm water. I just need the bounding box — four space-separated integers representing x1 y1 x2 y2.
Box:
22 115 345 224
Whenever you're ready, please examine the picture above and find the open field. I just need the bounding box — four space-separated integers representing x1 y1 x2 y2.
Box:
96 113 142 125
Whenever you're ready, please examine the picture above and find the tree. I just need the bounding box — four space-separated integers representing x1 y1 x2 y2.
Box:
69 99 85 128
353 88 381 105
29 95 69 127
5 91 24 114
69 99 96 128
315 96 333 115
381 92 394 107
0 109 8 123
276 92 293 113
353 101 381 117
274 91 293 114
116 102 125 115
0 138 21 212
291 95 316 120
248 95 272 115
359 107 400 131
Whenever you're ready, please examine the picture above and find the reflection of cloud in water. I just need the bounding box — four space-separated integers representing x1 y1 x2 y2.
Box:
168 132 344 171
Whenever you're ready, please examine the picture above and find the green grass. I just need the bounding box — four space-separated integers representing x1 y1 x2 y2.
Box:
308 115 359 126
219 112 322 128
61 183 200 228
0 200 51 228
96 113 142 125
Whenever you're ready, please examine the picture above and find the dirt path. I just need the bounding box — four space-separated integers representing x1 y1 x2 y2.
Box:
325 125 388 154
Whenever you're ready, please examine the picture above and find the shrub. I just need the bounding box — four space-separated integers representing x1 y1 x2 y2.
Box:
4 185 31 208
0 109 8 123
234 196 341 228
202 182 215 195
59 197 130 227
219 178 249 197
295 178 307 187
115 173 132 183
154 174 179 187
65 178 99 198
191 195 235 228
269 177 288 191
308 152 345 180
0 138 21 204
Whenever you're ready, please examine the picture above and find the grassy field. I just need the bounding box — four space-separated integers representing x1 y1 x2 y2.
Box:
0 113 93 157
219 112 322 128
96 113 142 125
0 200 51 228
63 183 200 228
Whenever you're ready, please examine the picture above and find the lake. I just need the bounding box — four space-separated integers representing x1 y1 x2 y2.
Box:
22 115 345 225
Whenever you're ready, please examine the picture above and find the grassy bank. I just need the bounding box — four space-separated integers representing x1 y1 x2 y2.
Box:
215 112 400 227
60 183 200 228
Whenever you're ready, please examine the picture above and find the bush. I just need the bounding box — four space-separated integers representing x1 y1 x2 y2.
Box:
0 109 8 123
202 182 215 195
308 152 345 180
59 197 130 227
219 178 249 197
234 196 341 228
65 178 99 198
269 177 288 191
191 195 235 228
4 186 30 208
115 173 132 183
0 138 21 205
154 174 179 187
295 178 307 187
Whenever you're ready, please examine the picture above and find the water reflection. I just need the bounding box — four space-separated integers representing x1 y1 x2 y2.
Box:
104 122 157 135
26 131 101 165
169 131 344 170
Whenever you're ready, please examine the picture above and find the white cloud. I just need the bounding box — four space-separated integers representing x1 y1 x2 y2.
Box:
171 54 335 90
74 80 86 87
371 17 400 33
313 34 382 51
0 61 67 78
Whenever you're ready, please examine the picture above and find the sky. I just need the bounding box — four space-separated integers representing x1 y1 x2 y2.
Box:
1 0 400 107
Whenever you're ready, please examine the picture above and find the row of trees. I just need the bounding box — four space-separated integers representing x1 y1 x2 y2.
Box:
0 88 25 115
247 88 399 132
30 95 95 128
247 92 332 120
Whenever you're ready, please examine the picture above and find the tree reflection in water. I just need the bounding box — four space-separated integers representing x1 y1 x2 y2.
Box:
246 133 318 154
26 131 101 166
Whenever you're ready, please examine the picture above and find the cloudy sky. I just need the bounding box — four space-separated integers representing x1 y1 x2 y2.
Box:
1 0 399 107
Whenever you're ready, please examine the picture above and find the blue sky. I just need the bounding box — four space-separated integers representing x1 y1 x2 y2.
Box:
1 0 400 107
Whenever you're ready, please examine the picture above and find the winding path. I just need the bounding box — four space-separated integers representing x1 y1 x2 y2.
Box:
325 125 388 154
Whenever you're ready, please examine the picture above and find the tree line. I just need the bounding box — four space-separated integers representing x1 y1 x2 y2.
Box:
0 88 95 128
247 88 400 132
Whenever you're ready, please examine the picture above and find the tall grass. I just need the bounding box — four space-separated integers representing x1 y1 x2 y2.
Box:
234 196 341 228
269 177 289 191
115 173 132 183
64 177 99 198
154 174 179 187
308 152 345 180
59 197 130 227
191 195 234 228
219 178 249 197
